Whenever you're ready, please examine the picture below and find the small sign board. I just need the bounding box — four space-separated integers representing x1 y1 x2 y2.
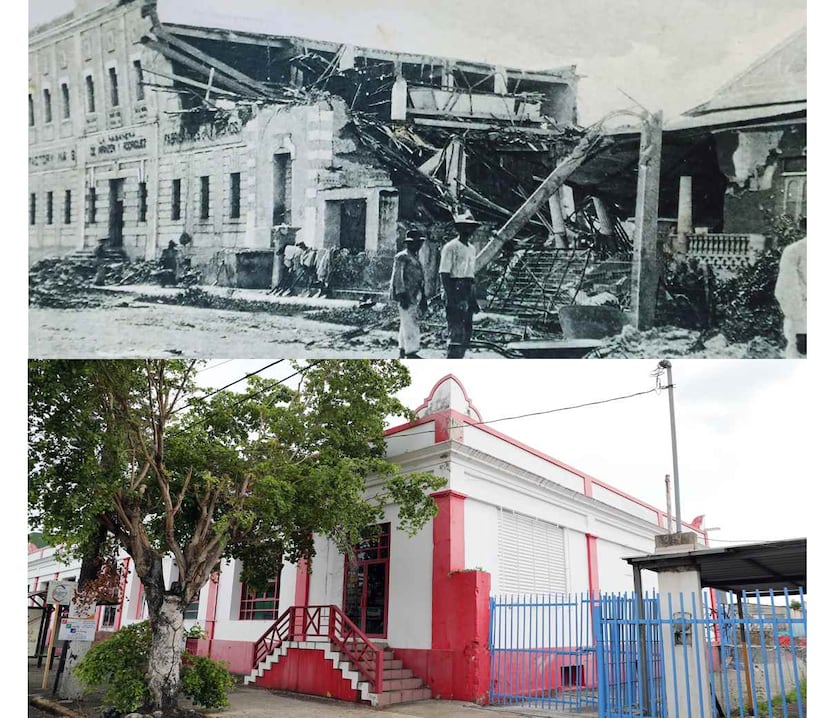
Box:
58 617 97 642
46 580 77 606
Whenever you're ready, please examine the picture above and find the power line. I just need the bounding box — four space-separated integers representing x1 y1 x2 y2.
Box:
384 386 661 440
172 360 285 414
168 360 324 438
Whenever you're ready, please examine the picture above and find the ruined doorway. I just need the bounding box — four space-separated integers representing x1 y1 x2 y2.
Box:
325 198 367 251
108 178 125 247
272 153 291 226
342 523 390 637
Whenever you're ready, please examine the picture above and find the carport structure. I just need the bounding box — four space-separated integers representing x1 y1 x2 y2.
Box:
619 537 807 718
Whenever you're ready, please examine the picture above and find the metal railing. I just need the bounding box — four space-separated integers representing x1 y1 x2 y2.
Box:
251 604 384 694
594 588 806 718
489 589 806 717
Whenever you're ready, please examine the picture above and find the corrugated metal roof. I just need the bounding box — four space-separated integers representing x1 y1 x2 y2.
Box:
625 538 806 593
666 102 806 132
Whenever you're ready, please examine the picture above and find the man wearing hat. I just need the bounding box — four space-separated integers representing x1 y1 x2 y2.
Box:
390 229 428 358
439 209 480 358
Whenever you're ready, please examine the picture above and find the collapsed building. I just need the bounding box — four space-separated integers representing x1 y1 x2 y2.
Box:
30 0 619 301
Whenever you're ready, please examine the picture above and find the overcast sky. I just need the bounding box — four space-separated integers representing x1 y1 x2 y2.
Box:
28 0 806 123
195 358 817 551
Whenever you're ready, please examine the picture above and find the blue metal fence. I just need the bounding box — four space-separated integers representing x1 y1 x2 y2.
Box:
489 592 600 710
489 589 807 717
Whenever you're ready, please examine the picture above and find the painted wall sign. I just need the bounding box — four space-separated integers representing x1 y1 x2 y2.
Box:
87 129 149 161
162 120 242 150
29 147 77 170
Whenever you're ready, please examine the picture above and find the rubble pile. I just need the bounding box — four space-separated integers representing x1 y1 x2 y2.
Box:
587 324 783 359
29 256 102 308
29 255 162 308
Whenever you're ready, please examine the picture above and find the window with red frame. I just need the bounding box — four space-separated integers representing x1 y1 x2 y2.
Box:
239 575 280 620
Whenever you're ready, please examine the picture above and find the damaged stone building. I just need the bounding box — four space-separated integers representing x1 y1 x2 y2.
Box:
28 0 583 289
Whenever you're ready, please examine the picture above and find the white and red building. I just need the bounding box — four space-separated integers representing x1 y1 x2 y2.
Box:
28 374 707 706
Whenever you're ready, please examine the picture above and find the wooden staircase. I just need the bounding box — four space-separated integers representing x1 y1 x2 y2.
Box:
243 605 431 707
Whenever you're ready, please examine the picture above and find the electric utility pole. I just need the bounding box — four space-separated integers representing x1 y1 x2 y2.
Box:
658 359 682 533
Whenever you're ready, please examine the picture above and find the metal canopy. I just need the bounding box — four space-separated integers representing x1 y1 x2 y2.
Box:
625 538 806 593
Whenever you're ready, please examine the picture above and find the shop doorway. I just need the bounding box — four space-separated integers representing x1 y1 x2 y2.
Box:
108 178 125 247
343 523 390 637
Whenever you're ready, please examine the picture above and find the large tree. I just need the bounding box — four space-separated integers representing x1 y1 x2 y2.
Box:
29 359 444 715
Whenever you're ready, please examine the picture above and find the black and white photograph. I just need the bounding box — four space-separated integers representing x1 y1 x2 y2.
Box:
21 2 819 718
27 0 807 359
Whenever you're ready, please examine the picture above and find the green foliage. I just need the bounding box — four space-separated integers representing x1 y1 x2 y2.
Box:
185 623 208 639
180 654 237 709
73 622 152 713
32 359 445 709
74 621 236 712
789 600 802 611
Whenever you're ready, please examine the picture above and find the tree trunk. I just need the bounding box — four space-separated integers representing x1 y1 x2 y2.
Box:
146 593 185 713
58 524 108 700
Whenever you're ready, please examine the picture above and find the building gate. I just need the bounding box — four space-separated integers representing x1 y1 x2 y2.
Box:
489 590 807 717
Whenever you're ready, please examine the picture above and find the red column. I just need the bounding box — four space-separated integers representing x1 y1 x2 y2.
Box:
430 489 490 703
585 534 600 596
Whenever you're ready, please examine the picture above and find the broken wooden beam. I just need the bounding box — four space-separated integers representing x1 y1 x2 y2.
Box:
475 127 608 275
153 25 279 99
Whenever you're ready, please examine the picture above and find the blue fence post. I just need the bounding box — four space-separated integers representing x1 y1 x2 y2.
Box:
593 599 606 718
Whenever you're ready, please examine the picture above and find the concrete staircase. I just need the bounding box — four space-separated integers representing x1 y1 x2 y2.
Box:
243 639 431 708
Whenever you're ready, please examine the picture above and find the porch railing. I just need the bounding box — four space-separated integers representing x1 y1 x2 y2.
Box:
251 604 384 694
673 232 767 274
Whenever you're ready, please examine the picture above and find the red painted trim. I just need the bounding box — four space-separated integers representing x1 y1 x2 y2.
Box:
583 475 593 497
585 535 600 596
412 374 483 421
341 524 391 638
431 489 469 501
113 558 130 631
133 580 144 619
384 415 437 437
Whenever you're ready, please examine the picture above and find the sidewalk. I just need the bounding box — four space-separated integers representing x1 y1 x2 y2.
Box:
28 659 581 718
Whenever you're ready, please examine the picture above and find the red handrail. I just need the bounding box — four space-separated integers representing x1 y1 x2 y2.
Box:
250 605 384 694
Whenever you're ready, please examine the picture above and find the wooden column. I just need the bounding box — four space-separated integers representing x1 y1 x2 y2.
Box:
630 111 663 330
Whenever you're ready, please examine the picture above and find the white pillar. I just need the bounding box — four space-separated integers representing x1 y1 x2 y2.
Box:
676 176 693 255
548 191 569 248
656 566 713 718
391 76 408 121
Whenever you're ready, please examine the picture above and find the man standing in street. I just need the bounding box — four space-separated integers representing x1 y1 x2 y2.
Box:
439 209 480 358
390 229 428 358
774 218 807 357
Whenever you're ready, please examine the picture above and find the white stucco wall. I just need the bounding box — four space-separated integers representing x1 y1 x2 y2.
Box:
596 538 658 594
383 420 437 455
592 483 661 524
462 426 586 494
464 498 500 581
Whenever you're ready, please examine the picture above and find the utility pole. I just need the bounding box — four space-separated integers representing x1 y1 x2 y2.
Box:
630 111 663 330
665 473 672 534
659 359 682 533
